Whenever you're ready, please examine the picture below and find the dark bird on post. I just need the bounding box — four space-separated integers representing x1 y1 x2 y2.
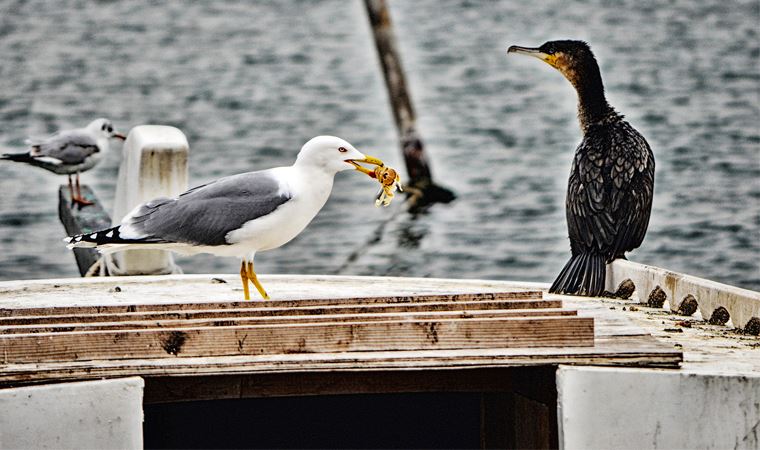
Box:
508 40 655 296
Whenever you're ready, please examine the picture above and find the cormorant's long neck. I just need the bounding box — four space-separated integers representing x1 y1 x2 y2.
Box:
569 61 614 133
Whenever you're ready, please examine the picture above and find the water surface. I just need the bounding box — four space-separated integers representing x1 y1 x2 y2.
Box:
0 0 757 289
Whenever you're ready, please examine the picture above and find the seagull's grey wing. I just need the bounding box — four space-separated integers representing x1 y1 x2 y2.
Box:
123 170 292 246
31 131 99 165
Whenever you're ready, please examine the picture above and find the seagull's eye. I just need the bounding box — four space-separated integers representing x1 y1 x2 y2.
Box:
338 147 348 153
107 126 113 133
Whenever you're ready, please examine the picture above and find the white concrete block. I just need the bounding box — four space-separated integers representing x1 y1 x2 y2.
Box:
557 366 760 450
105 125 189 275
0 377 144 449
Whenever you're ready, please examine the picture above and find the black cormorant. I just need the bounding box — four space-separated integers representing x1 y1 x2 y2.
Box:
508 40 655 296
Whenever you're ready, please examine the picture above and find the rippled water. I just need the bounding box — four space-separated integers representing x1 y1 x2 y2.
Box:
0 0 758 290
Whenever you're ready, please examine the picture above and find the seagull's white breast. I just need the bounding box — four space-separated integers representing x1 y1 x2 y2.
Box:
223 166 334 257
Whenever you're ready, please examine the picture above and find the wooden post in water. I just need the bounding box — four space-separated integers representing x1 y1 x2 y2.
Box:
364 0 455 207
103 125 189 276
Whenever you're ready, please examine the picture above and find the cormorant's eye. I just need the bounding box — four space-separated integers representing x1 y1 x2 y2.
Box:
338 147 348 153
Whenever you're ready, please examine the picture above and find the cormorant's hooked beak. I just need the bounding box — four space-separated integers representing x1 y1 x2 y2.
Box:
347 155 384 177
508 45 557 68
113 132 127 140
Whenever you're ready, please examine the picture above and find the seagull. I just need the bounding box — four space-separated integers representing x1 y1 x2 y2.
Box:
1 118 126 206
65 136 386 300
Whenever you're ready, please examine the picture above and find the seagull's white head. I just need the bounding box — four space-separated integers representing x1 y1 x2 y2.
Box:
86 118 126 141
295 135 384 176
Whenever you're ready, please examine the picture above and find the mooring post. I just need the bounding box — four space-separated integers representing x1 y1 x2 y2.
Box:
58 186 113 276
364 0 455 207
103 125 188 276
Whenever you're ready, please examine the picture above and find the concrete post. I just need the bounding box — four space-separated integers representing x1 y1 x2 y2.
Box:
557 366 760 450
0 377 144 449
104 125 188 275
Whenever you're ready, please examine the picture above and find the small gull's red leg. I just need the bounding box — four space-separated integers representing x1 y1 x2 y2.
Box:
73 172 93 206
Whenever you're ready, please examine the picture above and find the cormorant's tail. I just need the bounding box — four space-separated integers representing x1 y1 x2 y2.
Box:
1 152 34 163
549 253 606 297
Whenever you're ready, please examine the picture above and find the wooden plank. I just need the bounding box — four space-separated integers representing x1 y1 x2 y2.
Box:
57 185 111 276
0 298 559 327
0 308 577 334
0 334 680 386
0 316 594 364
0 290 543 317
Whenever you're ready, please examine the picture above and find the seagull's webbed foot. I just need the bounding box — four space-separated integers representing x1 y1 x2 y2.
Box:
247 261 270 300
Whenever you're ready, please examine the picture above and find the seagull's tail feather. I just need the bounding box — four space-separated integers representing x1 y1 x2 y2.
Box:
549 253 606 297
65 226 163 249
1 152 34 163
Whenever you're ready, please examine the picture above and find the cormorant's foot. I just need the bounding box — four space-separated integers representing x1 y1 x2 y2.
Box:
601 290 618 298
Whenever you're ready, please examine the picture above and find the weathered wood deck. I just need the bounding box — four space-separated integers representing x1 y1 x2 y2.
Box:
0 275 685 392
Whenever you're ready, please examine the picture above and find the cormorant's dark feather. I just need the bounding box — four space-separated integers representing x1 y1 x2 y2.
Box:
564 120 654 261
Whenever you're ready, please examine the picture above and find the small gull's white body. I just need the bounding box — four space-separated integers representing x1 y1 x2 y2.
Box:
1 118 126 205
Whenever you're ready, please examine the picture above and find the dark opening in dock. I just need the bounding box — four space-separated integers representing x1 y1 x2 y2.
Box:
144 392 482 449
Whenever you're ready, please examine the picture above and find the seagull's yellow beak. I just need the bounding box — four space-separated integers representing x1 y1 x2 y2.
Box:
348 155 384 177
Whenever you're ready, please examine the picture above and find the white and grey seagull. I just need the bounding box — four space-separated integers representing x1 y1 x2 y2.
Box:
65 135 386 300
1 118 126 206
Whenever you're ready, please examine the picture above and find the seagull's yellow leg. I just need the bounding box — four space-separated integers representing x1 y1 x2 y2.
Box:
239 261 251 300
246 261 270 300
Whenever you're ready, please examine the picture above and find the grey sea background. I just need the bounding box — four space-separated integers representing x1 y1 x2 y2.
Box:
0 0 758 290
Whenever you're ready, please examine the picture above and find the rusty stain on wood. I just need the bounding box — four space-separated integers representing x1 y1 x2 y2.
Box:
159 331 187 356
